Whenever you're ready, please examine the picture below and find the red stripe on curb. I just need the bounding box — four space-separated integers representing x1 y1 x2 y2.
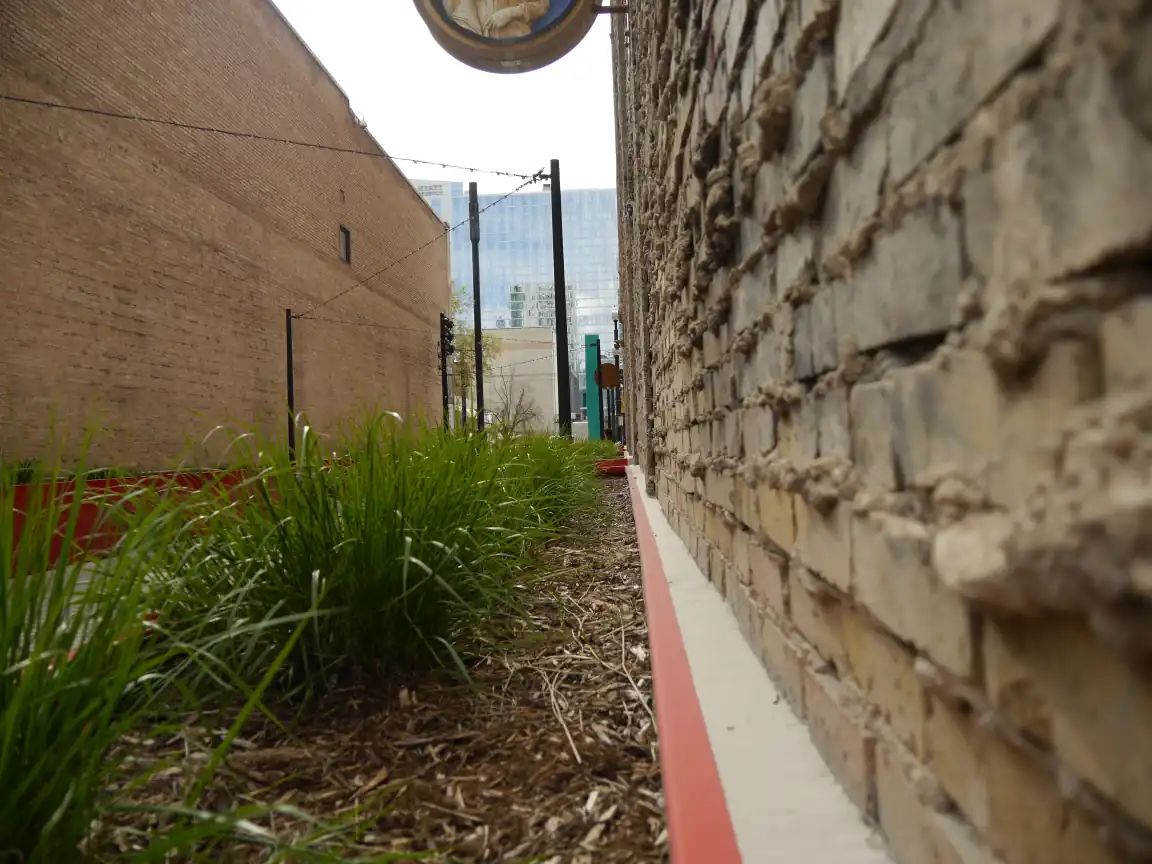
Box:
627 472 742 864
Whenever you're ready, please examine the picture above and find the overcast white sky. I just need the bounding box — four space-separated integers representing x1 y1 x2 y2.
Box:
271 1 618 194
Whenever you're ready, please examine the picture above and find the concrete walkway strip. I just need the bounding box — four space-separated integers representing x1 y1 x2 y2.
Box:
628 468 894 863
626 474 741 864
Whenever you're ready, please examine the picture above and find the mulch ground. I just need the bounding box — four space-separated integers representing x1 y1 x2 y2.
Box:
101 476 666 863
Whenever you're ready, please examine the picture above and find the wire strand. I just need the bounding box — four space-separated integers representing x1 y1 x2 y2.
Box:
488 353 557 371
295 170 546 320
0 94 537 179
297 317 433 334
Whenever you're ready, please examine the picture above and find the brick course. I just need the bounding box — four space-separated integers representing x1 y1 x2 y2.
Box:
614 0 1152 860
0 0 449 468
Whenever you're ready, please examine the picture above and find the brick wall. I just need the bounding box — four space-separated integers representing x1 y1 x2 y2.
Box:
614 1 1152 861
0 0 449 469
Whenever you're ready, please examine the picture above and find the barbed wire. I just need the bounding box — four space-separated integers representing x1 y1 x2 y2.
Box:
298 317 433 334
294 170 546 319
0 94 538 179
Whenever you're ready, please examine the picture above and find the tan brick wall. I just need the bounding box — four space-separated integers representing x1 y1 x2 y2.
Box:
614 1 1152 861
0 0 449 469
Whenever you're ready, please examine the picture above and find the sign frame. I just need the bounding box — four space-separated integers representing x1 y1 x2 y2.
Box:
412 0 602 74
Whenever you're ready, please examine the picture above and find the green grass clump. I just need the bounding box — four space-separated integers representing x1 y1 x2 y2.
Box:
574 439 622 461
142 414 601 691
0 458 274 863
0 460 314 862
1 416 601 860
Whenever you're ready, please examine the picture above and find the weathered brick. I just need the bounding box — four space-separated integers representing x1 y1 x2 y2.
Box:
777 222 818 294
703 329 723 367
803 668 876 814
705 502 734 556
816 385 850 458
983 618 1152 829
750 0 786 74
705 469 736 511
729 579 762 646
833 205 964 355
788 564 845 668
694 533 712 578
724 407 743 456
711 546 729 596
787 52 832 175
690 495 707 531
793 302 818 381
981 619 1052 746
732 526 753 584
808 283 840 377
990 340 1099 508
731 254 772 332
841 609 927 756
977 47 1152 288
925 697 1122 864
742 403 776 458
854 511 974 678
749 537 788 618
734 474 758 527
886 0 1061 185
778 399 819 463
794 497 852 590
758 610 806 713
889 345 1095 506
889 350 1000 488
755 484 797 550
722 0 749 73
1100 295 1152 395
851 379 898 490
822 118 889 257
834 0 899 96
876 741 1002 864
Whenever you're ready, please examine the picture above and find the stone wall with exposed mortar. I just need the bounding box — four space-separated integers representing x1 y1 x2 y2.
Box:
612 1 1152 861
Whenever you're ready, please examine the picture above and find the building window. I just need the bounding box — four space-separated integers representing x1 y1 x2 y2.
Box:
338 225 351 264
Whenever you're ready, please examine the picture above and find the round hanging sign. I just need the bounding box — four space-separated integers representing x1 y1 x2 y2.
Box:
413 1 601 74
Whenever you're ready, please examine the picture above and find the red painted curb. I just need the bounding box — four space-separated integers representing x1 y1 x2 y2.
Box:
627 472 742 863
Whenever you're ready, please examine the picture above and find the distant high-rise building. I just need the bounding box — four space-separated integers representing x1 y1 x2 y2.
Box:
412 180 619 380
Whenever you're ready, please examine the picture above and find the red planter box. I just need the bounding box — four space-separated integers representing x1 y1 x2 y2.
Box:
9 469 249 567
596 457 628 476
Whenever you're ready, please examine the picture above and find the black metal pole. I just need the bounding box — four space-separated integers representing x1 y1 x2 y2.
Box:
613 317 622 443
285 308 296 460
469 182 485 431
439 313 450 429
550 159 572 437
595 336 606 440
461 392 468 428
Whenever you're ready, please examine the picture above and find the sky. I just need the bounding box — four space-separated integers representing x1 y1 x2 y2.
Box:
271 0 618 194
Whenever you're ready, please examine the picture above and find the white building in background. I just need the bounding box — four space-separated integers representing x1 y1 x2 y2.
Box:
483 326 557 434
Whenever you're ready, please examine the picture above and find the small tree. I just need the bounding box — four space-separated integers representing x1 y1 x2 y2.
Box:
492 370 541 438
450 284 501 419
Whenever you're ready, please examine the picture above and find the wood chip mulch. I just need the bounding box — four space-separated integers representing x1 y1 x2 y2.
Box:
99 476 666 863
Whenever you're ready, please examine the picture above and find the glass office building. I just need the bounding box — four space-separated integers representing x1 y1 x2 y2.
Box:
413 180 620 380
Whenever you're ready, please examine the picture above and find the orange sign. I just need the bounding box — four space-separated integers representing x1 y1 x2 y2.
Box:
594 363 620 389
412 0 601 74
